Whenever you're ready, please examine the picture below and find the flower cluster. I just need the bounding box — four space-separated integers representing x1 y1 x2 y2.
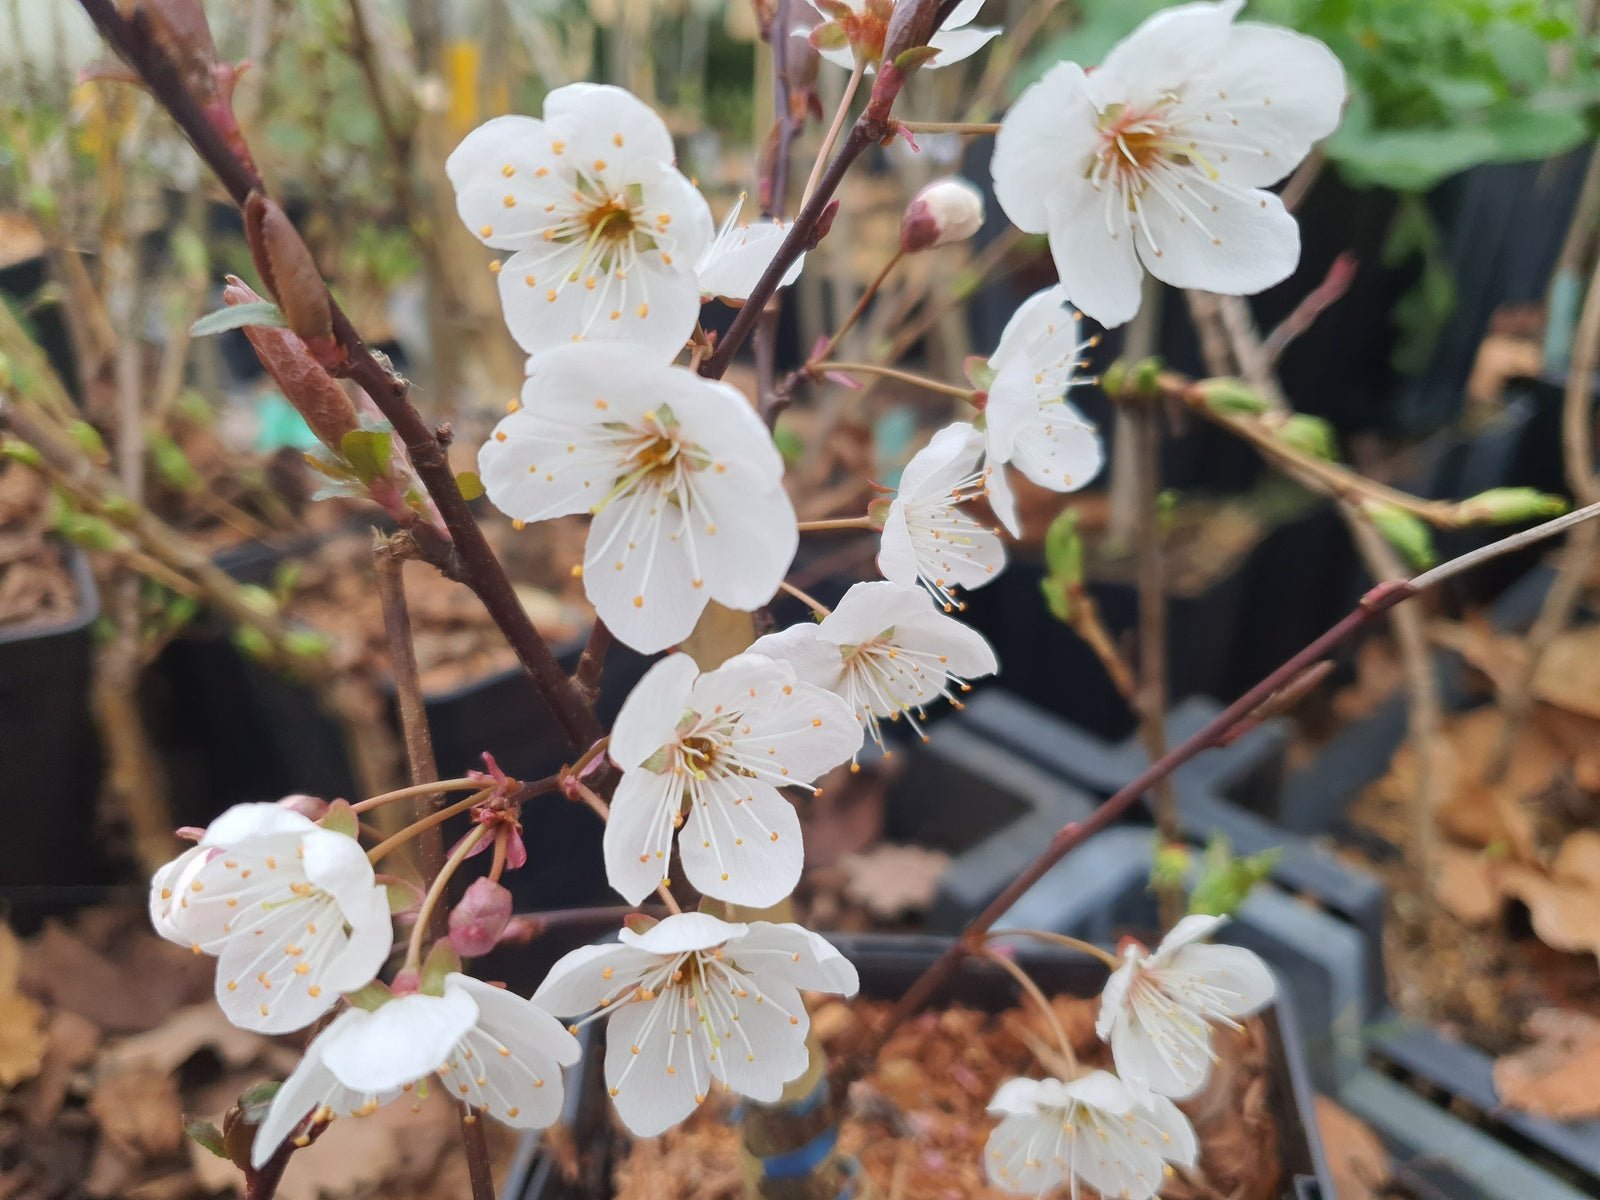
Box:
148 0 1346 1186
985 917 1276 1200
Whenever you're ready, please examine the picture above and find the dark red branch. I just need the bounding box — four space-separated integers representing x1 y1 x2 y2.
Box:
870 579 1418 1048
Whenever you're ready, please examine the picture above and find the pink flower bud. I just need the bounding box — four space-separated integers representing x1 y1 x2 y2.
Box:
448 877 513 957
900 178 985 253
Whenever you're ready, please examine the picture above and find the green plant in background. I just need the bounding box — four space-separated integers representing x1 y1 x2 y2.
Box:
1151 836 1283 919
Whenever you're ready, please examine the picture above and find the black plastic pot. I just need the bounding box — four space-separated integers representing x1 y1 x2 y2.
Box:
883 720 1096 928
0 547 105 925
150 523 654 909
503 933 1333 1200
963 690 1389 1025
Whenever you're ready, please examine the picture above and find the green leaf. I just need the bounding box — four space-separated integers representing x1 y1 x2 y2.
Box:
1482 105 1589 163
185 1119 228 1159
1188 836 1281 918
236 1081 282 1124
455 470 485 501
148 432 202 492
191 301 287 337
1364 502 1437 570
320 798 358 838
1274 414 1339 461
340 428 394 484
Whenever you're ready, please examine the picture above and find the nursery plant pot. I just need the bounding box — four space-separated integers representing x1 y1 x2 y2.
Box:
151 525 655 908
963 690 1389 1023
882 721 1097 929
1271 562 1600 1185
0 546 105 924
503 933 1334 1200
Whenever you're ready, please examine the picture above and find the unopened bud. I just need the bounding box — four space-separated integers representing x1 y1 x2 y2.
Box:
1197 377 1269 415
1362 501 1436 570
448 877 513 958
224 276 359 452
1456 487 1568 525
243 193 336 361
900 177 985 253
1274 413 1337 460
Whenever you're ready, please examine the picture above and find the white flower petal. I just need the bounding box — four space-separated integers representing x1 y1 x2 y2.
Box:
534 942 662 1016
1153 913 1229 960
735 922 859 996
984 462 1021 538
610 653 700 769
322 989 480 1093
1044 193 1145 329
1136 181 1300 296
618 911 747 955
926 23 1001 67
1167 942 1277 1016
542 82 677 168
603 992 703 1136
1093 0 1244 109
746 623 844 692
250 1011 391 1168
679 778 803 906
604 768 682 905
149 846 208 945
199 802 318 847
991 63 1099 233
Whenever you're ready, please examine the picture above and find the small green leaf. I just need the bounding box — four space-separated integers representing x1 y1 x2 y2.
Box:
344 981 393 1012
191 301 288 337
1197 377 1269 416
419 940 462 996
320 798 358 838
186 1119 228 1159
68 420 107 459
1 439 43 468
148 431 203 492
1187 835 1280 918
340 428 394 484
1457 487 1568 525
1364 502 1437 570
1274 414 1338 461
455 470 485 501
236 1081 282 1124
379 876 424 914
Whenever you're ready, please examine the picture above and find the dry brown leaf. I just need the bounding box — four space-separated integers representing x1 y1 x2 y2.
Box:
1533 626 1600 720
1553 830 1600 892
1315 1096 1391 1200
840 843 951 920
20 1010 101 1128
0 925 47 1090
1494 1008 1600 1120
1497 863 1600 962
1394 709 1558 852
99 1003 290 1078
1431 620 1526 694
1434 846 1502 925
19 921 212 1035
89 1067 184 1160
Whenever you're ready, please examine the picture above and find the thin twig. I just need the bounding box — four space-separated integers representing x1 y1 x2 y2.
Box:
810 359 975 399
867 499 1600 1054
371 536 495 1200
573 619 614 706
1129 404 1179 861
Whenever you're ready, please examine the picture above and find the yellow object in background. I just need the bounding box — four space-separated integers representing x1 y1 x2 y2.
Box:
444 39 509 138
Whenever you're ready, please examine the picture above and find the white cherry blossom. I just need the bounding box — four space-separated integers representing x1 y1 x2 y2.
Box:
605 651 860 906
750 580 997 753
985 1072 1197 1200
980 285 1104 537
447 83 713 359
478 343 797 654
534 913 858 1137
811 0 1000 73
696 193 804 302
878 422 1006 609
252 973 580 1167
148 803 392 1034
991 0 1345 327
1097 914 1276 1099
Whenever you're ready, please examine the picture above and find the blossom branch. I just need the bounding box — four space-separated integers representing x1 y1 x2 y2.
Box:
372 536 495 1200
77 0 603 755
705 0 949 380
869 498 1600 1053
810 360 977 399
